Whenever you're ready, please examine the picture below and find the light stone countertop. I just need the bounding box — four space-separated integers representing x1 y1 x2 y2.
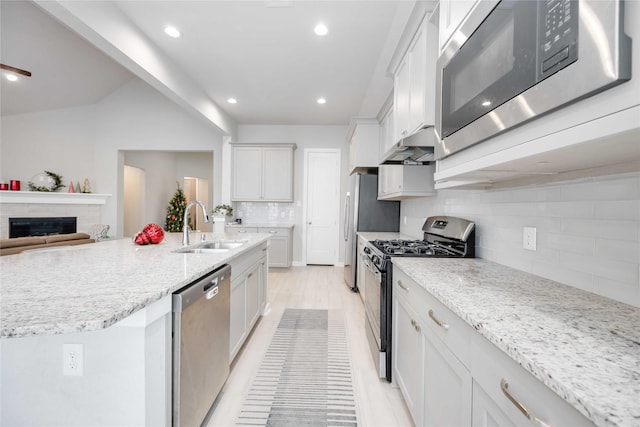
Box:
0 232 271 339
391 257 640 427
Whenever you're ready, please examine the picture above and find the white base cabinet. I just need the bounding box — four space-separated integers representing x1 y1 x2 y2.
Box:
392 266 592 427
260 227 292 268
227 226 293 268
470 330 593 427
393 268 472 427
229 243 268 361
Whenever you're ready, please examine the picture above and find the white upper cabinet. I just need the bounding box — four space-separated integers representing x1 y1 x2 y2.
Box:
394 57 411 142
348 118 380 175
438 0 479 54
393 15 438 144
379 105 395 163
231 143 296 202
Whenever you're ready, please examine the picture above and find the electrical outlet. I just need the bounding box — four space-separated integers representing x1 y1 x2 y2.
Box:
523 227 537 251
63 343 84 376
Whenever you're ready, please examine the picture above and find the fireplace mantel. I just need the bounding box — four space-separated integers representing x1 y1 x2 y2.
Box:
0 191 111 205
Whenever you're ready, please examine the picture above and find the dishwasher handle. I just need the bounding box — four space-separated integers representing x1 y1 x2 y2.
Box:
173 264 231 312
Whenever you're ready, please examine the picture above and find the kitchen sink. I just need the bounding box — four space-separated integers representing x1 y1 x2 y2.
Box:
174 240 248 254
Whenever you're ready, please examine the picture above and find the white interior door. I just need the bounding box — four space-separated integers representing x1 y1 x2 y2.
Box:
123 165 145 237
305 149 340 265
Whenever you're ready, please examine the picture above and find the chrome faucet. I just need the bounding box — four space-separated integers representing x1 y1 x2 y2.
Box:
183 200 210 246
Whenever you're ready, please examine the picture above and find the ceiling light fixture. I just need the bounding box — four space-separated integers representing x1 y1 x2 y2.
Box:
481 100 492 107
317 98 327 105
227 98 237 104
5 74 18 82
164 26 181 38
314 23 328 36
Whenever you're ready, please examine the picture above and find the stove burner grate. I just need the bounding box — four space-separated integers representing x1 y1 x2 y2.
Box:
372 239 465 257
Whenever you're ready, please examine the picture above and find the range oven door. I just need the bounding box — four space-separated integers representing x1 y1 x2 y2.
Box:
363 253 389 380
435 0 630 160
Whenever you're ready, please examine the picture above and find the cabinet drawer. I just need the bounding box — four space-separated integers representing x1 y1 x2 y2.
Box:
471 332 593 427
393 266 473 368
258 227 290 237
226 226 258 234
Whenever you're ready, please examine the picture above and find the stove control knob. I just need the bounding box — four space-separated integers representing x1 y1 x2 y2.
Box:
364 247 371 255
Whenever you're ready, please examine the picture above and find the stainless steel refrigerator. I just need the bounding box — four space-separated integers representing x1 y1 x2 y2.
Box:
343 172 400 291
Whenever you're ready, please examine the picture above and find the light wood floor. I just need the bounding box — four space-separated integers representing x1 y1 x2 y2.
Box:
207 265 414 427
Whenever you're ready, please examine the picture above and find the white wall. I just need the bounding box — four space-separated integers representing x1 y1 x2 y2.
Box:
236 125 349 265
1 78 225 237
1 106 97 190
401 172 640 308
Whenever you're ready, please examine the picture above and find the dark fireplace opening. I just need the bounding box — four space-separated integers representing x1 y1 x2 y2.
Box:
9 217 77 238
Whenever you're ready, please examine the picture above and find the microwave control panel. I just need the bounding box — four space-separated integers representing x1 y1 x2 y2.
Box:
539 0 578 77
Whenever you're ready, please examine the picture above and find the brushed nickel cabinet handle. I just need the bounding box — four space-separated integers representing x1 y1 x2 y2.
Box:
398 280 409 291
500 379 551 427
428 309 449 331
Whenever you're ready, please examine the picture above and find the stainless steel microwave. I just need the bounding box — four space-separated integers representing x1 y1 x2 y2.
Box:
435 0 631 160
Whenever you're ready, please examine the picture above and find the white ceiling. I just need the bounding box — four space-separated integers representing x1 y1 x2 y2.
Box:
0 1 133 116
1 0 415 127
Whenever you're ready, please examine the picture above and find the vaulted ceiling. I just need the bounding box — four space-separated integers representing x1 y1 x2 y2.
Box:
1 1 415 130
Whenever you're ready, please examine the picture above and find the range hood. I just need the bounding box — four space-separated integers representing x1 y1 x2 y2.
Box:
381 127 437 164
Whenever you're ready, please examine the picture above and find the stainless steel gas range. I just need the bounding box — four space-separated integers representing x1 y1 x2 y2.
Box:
362 216 475 382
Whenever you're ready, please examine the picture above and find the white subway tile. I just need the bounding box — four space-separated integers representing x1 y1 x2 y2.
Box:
544 233 595 256
595 200 640 221
561 218 639 241
595 238 640 263
561 175 639 201
591 277 640 307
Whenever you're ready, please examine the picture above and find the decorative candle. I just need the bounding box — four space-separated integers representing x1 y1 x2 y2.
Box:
0 183 8 190
10 180 20 191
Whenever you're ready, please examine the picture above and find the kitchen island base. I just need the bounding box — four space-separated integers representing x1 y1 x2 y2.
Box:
1 296 172 426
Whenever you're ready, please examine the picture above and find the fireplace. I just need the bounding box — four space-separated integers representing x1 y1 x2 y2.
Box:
9 217 77 238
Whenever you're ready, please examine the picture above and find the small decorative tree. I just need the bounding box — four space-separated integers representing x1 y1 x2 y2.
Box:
165 182 188 232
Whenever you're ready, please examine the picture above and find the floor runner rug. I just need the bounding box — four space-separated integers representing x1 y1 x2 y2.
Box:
236 308 358 426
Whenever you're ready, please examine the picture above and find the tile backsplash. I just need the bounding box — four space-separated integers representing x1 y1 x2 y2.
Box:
401 172 640 307
233 202 296 224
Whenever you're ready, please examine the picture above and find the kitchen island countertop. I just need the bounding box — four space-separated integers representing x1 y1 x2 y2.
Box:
392 257 640 427
0 232 271 338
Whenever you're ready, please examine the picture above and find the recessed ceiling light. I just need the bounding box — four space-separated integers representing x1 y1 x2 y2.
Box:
227 98 237 104
314 23 328 36
317 98 327 105
164 26 181 38
481 100 492 107
5 74 18 82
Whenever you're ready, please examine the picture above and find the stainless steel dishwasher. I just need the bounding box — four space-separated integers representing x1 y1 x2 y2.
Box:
172 264 230 427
